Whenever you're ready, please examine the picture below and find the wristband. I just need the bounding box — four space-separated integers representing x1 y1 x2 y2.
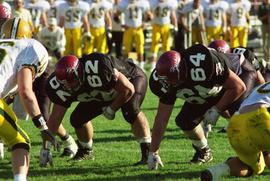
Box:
32 114 46 128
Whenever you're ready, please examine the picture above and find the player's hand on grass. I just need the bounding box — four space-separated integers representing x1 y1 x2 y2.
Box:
147 152 164 170
39 147 53 167
41 129 60 151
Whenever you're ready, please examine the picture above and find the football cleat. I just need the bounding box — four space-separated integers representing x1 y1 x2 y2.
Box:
0 142 4 160
200 169 213 181
60 135 78 158
190 145 213 165
72 141 94 161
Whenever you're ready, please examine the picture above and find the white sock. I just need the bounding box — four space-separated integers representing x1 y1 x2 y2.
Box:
64 135 78 153
79 140 93 149
192 137 208 149
138 137 151 144
0 142 4 159
14 174 27 181
207 163 230 181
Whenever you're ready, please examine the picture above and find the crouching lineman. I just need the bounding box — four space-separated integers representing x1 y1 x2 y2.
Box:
201 81 270 180
147 45 246 170
46 53 151 165
0 23 58 180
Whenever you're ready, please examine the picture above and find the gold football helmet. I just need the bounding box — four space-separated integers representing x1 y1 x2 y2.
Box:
0 18 32 39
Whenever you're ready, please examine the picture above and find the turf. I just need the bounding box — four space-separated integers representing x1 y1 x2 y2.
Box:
1 79 270 181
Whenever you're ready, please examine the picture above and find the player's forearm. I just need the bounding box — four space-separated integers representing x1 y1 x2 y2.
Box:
216 87 246 112
150 102 173 153
19 90 41 118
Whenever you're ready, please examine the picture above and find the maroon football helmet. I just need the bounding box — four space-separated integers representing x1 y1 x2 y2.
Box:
55 55 84 92
0 5 11 19
156 50 185 86
208 40 230 53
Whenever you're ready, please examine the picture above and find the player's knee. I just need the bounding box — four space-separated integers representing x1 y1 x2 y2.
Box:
123 109 140 124
70 114 84 128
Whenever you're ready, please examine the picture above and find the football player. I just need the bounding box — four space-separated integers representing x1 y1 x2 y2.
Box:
207 40 259 134
227 0 250 48
147 45 246 170
38 17 66 59
83 0 112 55
149 0 178 71
179 0 206 45
12 0 34 34
58 0 90 57
116 0 152 70
231 46 270 83
46 53 151 165
0 20 58 180
201 82 270 181
26 0 50 37
204 0 227 43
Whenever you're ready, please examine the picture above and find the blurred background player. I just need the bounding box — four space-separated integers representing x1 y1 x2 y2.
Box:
201 81 270 181
83 0 112 55
258 0 270 62
116 0 152 71
46 0 64 23
0 18 58 180
12 0 34 34
227 0 251 48
149 0 178 72
26 0 50 38
58 0 90 57
38 17 66 60
178 0 206 46
204 0 227 43
174 0 190 52
108 0 124 59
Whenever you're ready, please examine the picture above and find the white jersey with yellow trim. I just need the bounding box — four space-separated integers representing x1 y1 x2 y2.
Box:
47 0 65 23
226 0 251 12
205 1 225 27
179 1 204 24
0 39 49 98
239 82 270 110
58 0 90 29
150 0 178 25
88 0 112 28
26 0 50 27
227 2 249 27
118 0 150 28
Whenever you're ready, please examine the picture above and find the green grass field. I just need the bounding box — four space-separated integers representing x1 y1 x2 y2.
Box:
1 83 270 181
